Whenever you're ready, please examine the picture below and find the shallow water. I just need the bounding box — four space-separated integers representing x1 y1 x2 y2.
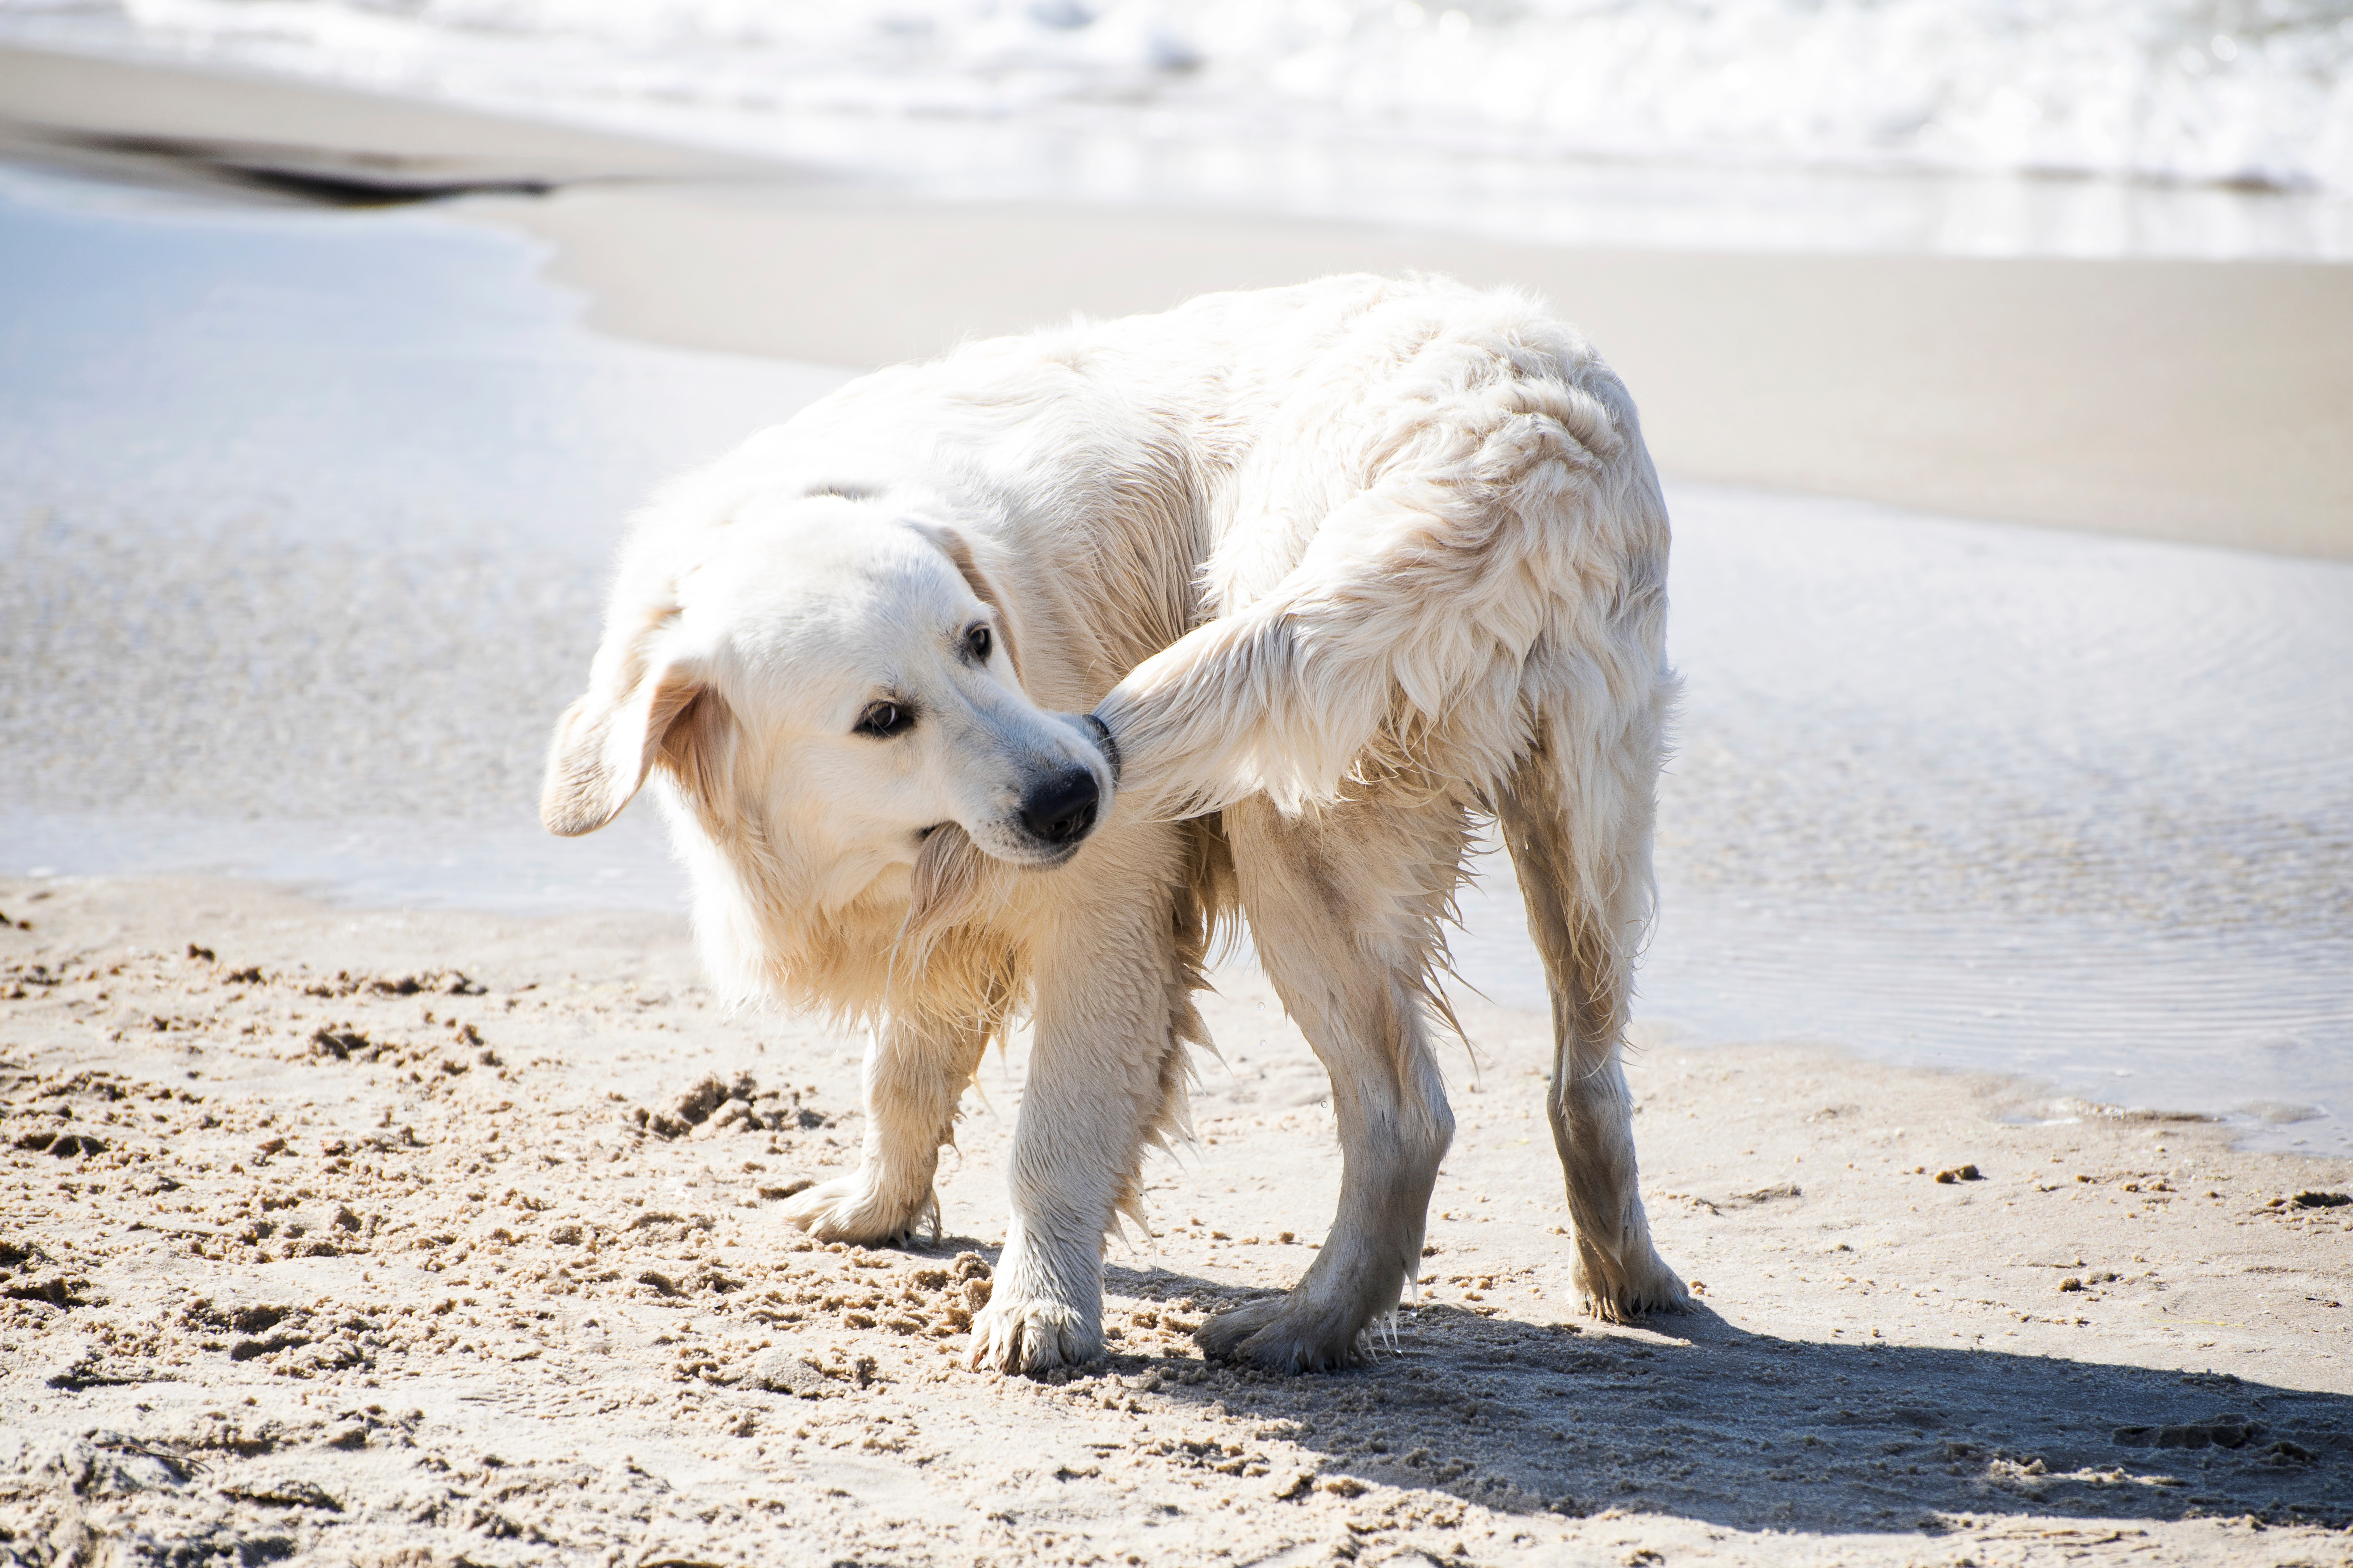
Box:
1450 491 2353 1155
0 165 851 829
3 166 2346 1155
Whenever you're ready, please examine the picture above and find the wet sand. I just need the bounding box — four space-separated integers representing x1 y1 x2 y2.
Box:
3 877 2349 1566
0 43 764 197
486 185 2353 561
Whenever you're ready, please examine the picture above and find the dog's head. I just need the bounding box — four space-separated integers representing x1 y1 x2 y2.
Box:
541 478 1117 912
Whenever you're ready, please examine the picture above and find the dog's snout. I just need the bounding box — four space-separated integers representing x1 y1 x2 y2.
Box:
1020 768 1100 849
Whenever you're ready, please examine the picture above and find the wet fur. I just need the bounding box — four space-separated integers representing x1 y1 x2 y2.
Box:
543 274 1687 1377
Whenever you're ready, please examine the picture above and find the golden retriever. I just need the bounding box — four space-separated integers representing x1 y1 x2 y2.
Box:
543 274 1687 1374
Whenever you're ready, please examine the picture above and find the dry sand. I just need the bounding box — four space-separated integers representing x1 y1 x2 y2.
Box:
3 876 2348 1566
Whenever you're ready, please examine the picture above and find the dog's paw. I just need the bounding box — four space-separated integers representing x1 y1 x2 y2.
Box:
776 1173 931 1246
1196 1295 1362 1373
968 1293 1101 1375
1578 1242 1693 1323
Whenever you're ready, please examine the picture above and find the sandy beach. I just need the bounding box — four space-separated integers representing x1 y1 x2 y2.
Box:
2 41 2350 1568
4 876 2349 1567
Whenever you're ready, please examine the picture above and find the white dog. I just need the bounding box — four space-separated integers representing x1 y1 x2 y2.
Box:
543 274 1688 1374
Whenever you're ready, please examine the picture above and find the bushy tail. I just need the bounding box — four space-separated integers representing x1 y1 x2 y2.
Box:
1092 327 1656 827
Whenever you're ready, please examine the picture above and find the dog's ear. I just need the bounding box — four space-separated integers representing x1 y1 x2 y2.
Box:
540 610 708 837
908 520 1023 681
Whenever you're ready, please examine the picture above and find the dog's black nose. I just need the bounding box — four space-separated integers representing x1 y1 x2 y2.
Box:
1020 768 1100 848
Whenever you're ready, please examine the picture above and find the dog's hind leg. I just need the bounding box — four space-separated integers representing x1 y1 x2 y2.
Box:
1495 723 1689 1321
1195 793 1464 1372
779 1010 989 1246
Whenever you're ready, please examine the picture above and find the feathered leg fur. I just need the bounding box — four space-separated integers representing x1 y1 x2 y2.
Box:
1496 716 1689 1321
779 1008 991 1245
1195 793 1465 1370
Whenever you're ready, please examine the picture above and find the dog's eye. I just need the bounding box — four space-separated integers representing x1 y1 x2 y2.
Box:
964 623 993 663
854 700 915 739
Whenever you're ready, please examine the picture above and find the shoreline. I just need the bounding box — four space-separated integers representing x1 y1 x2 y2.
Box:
1 41 2348 559
0 41 771 197
2 875 2348 1565
7 809 2345 1162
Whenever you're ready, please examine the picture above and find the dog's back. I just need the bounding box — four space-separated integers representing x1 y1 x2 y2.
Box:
770 273 1662 731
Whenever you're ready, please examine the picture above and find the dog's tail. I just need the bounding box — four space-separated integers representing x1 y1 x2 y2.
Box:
1093 347 1661 824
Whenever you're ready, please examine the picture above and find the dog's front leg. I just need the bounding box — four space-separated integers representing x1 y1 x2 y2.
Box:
970 890 1186 1375
780 1012 987 1246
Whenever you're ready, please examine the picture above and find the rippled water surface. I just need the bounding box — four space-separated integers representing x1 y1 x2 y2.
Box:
3 168 2346 1154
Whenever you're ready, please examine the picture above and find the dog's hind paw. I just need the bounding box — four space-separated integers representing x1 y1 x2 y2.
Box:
1578 1243 1693 1323
776 1173 933 1246
968 1295 1101 1376
1195 1295 1363 1373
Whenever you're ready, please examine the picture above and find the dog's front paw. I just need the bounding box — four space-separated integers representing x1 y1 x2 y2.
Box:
968 1291 1101 1375
776 1172 933 1246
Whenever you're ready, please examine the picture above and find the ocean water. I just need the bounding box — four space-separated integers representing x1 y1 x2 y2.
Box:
2 166 2347 1155
6 0 2353 258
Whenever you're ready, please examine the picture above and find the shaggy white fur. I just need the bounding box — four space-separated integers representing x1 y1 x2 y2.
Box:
543 273 1688 1374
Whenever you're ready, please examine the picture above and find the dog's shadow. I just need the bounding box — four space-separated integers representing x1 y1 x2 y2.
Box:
935 1250 2352 1536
